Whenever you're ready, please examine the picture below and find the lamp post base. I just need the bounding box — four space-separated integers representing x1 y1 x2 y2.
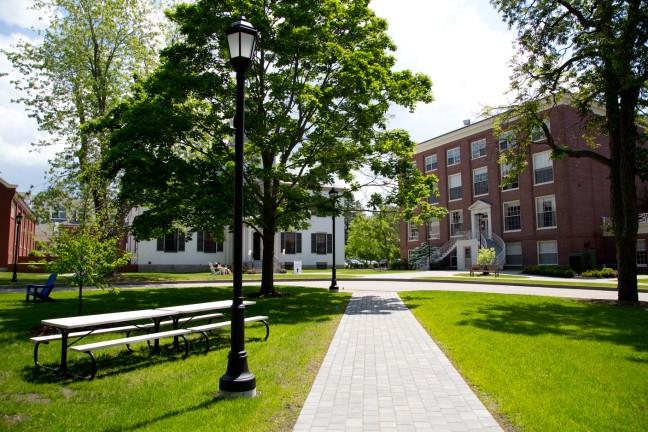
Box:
219 371 257 398
329 283 339 292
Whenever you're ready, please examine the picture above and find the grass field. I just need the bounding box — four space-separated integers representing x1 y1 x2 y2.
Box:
0 285 349 431
401 291 648 432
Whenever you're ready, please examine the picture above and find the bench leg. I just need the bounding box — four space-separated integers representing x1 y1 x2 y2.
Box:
33 341 44 368
198 331 210 354
180 335 189 359
80 351 97 380
262 320 270 341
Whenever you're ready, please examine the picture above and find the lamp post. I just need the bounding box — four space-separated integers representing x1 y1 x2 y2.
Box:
328 187 339 292
219 16 259 398
11 213 23 282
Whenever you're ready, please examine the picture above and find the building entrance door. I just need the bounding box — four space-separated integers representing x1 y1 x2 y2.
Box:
474 213 489 239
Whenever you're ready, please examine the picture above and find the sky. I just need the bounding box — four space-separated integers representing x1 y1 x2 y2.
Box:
0 0 517 195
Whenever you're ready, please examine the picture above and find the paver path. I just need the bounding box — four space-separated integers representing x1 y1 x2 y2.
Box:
293 291 502 432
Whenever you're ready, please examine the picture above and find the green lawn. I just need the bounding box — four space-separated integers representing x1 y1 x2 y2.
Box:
0 285 349 431
401 291 648 432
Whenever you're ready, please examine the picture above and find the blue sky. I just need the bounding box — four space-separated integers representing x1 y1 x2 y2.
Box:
0 0 517 196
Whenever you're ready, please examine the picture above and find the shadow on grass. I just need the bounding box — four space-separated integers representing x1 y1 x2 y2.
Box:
445 299 648 353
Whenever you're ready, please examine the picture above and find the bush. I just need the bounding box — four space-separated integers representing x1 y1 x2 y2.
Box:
582 267 617 278
478 248 496 265
523 265 575 278
245 268 258 274
389 259 412 270
28 249 45 258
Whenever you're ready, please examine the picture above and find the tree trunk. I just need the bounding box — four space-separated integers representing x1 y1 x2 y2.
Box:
608 89 640 303
260 227 277 295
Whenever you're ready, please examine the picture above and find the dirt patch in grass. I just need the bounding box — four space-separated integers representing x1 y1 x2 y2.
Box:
2 414 29 427
12 393 51 404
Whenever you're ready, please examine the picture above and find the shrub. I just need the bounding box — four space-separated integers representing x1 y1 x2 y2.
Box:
523 265 575 278
477 248 496 265
28 249 45 258
245 268 258 274
389 259 412 270
582 267 617 278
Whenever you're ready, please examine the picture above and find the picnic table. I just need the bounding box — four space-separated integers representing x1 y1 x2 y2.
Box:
39 300 255 376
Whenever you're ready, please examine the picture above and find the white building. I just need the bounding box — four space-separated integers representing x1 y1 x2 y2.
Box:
125 208 345 272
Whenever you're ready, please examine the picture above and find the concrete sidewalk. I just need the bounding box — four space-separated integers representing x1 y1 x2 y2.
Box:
293 291 502 432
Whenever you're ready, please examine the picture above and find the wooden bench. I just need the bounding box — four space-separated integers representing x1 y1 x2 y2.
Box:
30 313 223 369
188 316 270 353
70 329 192 379
469 264 500 277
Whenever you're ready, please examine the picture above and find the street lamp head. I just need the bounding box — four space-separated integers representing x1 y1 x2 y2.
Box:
226 16 259 72
328 187 339 200
16 213 23 224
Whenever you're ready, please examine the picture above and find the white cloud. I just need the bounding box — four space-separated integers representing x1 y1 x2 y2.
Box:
370 0 516 141
0 0 48 29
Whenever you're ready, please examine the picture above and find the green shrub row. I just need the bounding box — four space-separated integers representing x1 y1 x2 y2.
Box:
522 265 576 278
389 260 412 270
582 267 617 278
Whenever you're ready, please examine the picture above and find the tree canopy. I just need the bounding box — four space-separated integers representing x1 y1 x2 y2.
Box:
490 0 648 303
103 0 442 294
346 208 400 263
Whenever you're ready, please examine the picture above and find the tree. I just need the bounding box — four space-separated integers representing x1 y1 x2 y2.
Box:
346 208 401 264
4 0 163 237
47 222 131 315
102 0 442 295
490 0 648 303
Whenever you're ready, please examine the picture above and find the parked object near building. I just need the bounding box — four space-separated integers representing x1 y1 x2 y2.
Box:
401 104 648 271
0 178 36 270
124 208 345 272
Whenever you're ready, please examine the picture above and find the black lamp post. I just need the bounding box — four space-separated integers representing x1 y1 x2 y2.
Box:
11 213 23 282
329 187 339 292
218 16 259 398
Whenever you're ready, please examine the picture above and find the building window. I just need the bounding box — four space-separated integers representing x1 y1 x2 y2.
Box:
311 233 332 255
51 208 66 221
531 120 550 142
407 221 419 242
281 232 302 255
156 231 185 253
427 191 439 205
448 173 462 201
473 167 488 196
407 249 414 262
537 240 558 265
447 147 461 166
536 195 557 229
503 201 521 232
196 231 224 253
427 219 440 240
533 150 554 185
506 242 523 266
498 131 516 152
638 240 647 267
500 163 519 190
424 154 438 172
471 139 487 159
449 210 463 237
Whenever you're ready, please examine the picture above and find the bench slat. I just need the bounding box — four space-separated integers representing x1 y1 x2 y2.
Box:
71 329 190 352
187 316 268 333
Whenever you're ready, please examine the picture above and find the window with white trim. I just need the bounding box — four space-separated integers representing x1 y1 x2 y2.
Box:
447 147 461 166
156 230 186 253
449 210 463 237
471 139 486 159
500 163 519 190
531 120 551 142
499 131 516 151
448 173 462 201
637 239 647 267
503 201 521 231
281 232 302 255
407 221 419 242
505 242 523 266
533 151 554 185
424 154 437 172
196 231 224 253
473 167 488 196
537 240 558 265
536 195 557 229
311 233 333 255
427 190 439 204
427 219 440 240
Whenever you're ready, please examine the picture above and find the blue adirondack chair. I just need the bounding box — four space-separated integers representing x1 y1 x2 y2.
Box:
25 273 58 302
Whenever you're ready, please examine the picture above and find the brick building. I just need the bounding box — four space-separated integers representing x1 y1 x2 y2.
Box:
400 104 648 271
0 178 36 270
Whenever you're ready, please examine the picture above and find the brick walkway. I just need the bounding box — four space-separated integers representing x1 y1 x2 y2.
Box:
293 291 502 432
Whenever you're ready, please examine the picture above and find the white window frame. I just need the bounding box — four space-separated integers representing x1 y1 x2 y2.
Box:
427 219 440 240
424 154 438 172
505 242 523 266
472 167 488 197
448 173 462 202
449 210 463 238
447 147 461 166
531 119 551 142
533 150 554 186
407 221 419 242
471 139 487 159
637 239 647 267
537 240 558 265
498 131 516 152
500 163 519 191
503 200 522 232
535 195 557 230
